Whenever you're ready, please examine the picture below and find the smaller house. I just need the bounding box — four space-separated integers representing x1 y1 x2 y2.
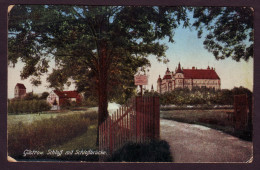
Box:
46 90 83 110
14 83 26 98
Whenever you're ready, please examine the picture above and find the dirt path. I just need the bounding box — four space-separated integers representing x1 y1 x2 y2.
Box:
160 119 253 163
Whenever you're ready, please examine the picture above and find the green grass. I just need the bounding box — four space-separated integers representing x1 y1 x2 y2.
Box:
54 124 98 151
8 113 59 127
31 124 100 162
160 109 232 126
160 109 252 141
15 124 99 162
8 107 99 160
7 107 98 127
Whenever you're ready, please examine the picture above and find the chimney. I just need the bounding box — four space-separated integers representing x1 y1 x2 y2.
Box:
192 66 195 70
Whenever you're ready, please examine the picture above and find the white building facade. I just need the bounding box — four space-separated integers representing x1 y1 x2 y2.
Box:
157 63 221 94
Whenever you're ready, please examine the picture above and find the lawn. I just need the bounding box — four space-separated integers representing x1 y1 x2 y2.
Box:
160 109 252 141
160 109 233 126
37 124 100 162
7 107 98 127
8 107 99 161
54 124 98 151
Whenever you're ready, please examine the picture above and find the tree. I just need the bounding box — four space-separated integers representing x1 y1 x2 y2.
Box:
23 92 39 100
9 6 253 144
192 7 253 62
8 5 190 142
40 92 49 100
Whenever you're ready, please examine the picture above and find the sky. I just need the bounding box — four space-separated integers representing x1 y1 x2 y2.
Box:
7 10 254 99
143 26 253 93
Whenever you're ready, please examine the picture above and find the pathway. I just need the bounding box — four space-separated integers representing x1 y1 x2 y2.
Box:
160 119 253 163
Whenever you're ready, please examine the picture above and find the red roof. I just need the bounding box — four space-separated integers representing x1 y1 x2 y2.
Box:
54 90 81 98
182 69 220 79
163 75 172 79
15 83 26 89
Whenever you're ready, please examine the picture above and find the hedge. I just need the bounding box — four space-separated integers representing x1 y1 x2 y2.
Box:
8 100 51 114
144 86 252 106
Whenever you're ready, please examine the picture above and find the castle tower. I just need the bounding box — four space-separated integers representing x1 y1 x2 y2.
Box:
165 67 171 75
175 62 184 88
176 62 183 73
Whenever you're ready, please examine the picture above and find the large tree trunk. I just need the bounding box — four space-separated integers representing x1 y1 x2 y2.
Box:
97 69 109 125
96 43 109 146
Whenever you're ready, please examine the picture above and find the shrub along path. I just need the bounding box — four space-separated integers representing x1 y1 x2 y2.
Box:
160 119 253 163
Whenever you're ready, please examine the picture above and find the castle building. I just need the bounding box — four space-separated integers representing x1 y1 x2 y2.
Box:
157 63 221 93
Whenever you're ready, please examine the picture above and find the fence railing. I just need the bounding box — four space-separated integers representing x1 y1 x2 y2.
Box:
99 105 136 153
99 96 160 154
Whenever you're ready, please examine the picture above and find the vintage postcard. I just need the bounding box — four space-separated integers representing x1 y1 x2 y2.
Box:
7 5 253 163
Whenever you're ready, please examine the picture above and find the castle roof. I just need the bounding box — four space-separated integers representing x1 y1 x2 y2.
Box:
15 83 26 89
163 75 172 79
182 69 220 79
54 90 80 98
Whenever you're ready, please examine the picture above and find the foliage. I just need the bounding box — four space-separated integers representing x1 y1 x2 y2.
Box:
82 96 98 107
107 140 173 162
8 5 190 126
8 99 51 114
8 6 253 140
161 109 252 141
144 86 252 106
158 86 253 141
23 92 39 100
39 91 49 99
8 111 98 158
192 7 253 61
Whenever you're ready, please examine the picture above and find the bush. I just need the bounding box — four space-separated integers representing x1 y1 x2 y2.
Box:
8 100 51 114
39 92 49 100
106 140 173 162
82 97 98 107
8 111 98 158
155 86 252 106
23 93 39 100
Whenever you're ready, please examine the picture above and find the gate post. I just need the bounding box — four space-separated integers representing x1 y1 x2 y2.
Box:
234 94 248 131
135 96 160 141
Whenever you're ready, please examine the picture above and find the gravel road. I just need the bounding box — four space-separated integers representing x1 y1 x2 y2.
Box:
160 119 253 163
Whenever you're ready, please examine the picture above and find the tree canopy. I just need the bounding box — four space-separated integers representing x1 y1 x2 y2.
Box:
192 7 253 61
8 6 253 130
8 6 189 85
8 5 191 130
